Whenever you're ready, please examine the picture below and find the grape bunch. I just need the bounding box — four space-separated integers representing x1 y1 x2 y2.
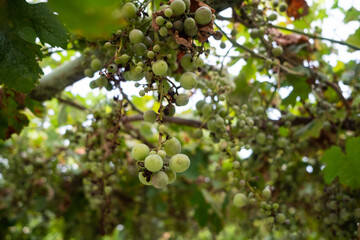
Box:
131 136 190 189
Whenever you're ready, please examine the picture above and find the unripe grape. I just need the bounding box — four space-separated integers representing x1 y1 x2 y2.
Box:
163 137 181 157
195 129 203 138
164 8 173 18
139 90 145 96
107 63 118 73
166 21 173 29
233 193 247 207
195 58 204 67
135 66 143 73
159 26 168 36
91 58 102 71
169 154 190 173
213 30 223 40
184 26 198 37
151 171 169 189
153 44 161 52
180 54 195 71
157 150 166 160
201 103 213 116
152 60 168 76
196 100 206 111
256 132 266 145
273 0 279 7
250 29 260 39
220 42 226 49
156 16 165 26
147 51 155 59
272 46 283 56
184 18 196 30
84 68 94 77
279 2 287 12
195 6 212 25
143 110 157 123
138 172 152 185
129 29 144 44
122 2 137 19
131 143 150 161
119 54 130 64
133 43 147 56
183 0 190 11
89 80 98 89
180 72 197 89
268 12 277 21
158 124 167 133
263 187 271 199
144 154 163 172
170 0 186 16
175 94 189 106
159 4 170 10
164 167 176 184
104 41 112 49
276 137 287 148
174 20 184 31
165 104 176 117
96 76 108 87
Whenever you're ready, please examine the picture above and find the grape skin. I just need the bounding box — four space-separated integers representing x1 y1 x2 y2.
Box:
131 144 150 161
151 171 169 189
144 154 163 172
169 154 190 173
163 137 181 157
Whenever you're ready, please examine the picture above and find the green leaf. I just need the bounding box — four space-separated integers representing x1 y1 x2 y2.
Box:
346 28 360 48
18 27 37 43
344 7 360 23
282 68 311 106
321 137 360 188
294 119 323 140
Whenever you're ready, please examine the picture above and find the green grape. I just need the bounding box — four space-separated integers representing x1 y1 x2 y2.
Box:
183 0 190 11
135 66 143 73
122 2 137 19
273 0 279 7
250 29 260 39
131 143 150 161
184 18 196 30
180 54 195 71
201 103 213 116
279 2 287 12
149 150 156 155
159 124 167 133
272 46 283 56
144 154 163 172
195 129 203 138
195 58 204 67
147 50 155 59
164 167 176 184
119 54 130 64
138 172 152 186
105 82 113 91
96 76 108 87
139 90 145 96
263 187 271 199
159 4 170 10
165 104 176 117
157 150 166 160
90 58 102 71
107 63 118 73
174 20 184 31
233 193 247 207
180 72 197 90
163 137 181 157
164 8 173 18
156 16 165 26
84 68 94 77
276 137 287 148
153 44 161 53
184 26 198 37
195 6 212 25
169 154 190 173
116 29 123 35
152 60 168 76
89 80 98 89
170 0 186 16
213 30 223 40
166 21 173 29
268 12 277 21
256 132 266 145
220 42 226 49
175 94 189 106
151 171 169 189
143 110 157 123
159 26 168 37
133 43 147 56
104 41 112 49
196 100 206 111
129 29 144 44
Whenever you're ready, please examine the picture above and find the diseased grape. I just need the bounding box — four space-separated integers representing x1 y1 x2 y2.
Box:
169 154 190 173
144 154 163 172
139 172 152 186
164 167 176 184
131 143 150 161
184 18 196 30
107 63 118 73
151 171 169 189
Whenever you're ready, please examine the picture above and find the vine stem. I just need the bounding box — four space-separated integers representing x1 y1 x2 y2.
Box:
271 25 360 51
157 79 165 151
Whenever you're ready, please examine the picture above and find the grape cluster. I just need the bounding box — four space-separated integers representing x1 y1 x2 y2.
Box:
131 136 190 189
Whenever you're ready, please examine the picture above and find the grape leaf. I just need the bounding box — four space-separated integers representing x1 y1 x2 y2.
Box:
282 71 311 106
294 119 322 140
344 7 360 23
321 137 360 188
0 0 68 93
346 28 360 49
